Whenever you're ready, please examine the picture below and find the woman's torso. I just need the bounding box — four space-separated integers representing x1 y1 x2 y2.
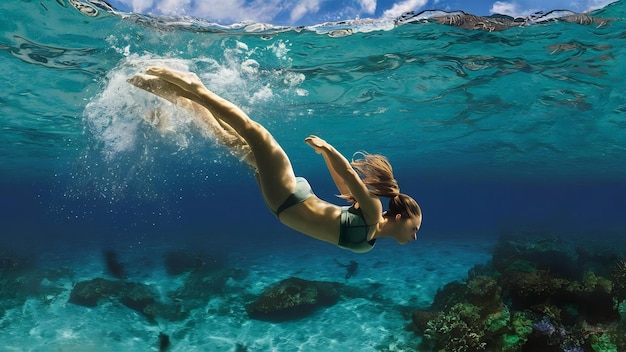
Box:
278 196 377 247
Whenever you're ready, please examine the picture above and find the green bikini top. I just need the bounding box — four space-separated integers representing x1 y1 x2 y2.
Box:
337 205 376 254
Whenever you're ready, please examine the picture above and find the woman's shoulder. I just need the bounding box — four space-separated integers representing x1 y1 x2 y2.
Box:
353 200 383 223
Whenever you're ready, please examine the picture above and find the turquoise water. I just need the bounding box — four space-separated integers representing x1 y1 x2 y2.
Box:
1 1 626 351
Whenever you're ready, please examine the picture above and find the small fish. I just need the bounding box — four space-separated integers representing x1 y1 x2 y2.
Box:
335 259 359 280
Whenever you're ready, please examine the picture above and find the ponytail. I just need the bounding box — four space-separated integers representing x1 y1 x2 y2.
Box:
339 152 421 219
339 152 399 202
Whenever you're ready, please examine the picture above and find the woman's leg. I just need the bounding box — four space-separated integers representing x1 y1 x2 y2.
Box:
130 68 297 210
128 74 257 168
180 98 258 167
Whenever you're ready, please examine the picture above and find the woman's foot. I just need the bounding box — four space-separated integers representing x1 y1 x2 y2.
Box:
127 73 179 104
129 67 257 167
129 67 207 104
144 67 207 100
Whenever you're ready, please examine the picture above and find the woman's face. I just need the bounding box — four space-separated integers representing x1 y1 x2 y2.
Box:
393 215 421 245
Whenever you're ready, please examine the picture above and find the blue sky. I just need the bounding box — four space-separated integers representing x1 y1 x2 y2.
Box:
106 0 616 26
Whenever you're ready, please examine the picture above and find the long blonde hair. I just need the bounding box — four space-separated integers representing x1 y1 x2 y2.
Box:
341 152 421 219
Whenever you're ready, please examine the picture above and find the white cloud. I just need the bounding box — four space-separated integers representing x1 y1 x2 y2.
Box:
187 0 286 24
156 0 190 15
360 0 377 14
122 0 155 13
116 0 280 23
290 0 322 23
245 0 287 23
490 1 525 16
382 0 428 19
193 0 250 22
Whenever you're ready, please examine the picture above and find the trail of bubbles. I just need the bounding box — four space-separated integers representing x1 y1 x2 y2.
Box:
66 26 311 205
84 55 196 158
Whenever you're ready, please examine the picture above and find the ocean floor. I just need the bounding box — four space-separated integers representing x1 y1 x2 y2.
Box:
0 235 494 351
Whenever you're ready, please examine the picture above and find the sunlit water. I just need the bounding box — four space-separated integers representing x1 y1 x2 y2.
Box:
1 1 625 350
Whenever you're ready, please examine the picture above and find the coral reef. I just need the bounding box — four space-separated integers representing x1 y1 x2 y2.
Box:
410 233 626 352
424 302 487 352
612 260 626 302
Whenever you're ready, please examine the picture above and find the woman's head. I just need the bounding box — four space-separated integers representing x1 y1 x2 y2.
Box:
384 194 422 244
346 152 423 242
386 193 421 219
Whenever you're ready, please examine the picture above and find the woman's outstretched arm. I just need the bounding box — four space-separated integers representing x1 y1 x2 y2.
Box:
305 136 382 219
315 142 351 196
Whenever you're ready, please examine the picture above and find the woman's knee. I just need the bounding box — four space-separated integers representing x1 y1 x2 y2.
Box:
241 122 277 150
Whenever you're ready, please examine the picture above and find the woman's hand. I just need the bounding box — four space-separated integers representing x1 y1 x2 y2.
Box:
305 135 328 154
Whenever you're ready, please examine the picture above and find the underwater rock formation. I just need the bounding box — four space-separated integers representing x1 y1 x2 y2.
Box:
68 263 249 322
246 277 341 322
67 248 248 321
410 234 626 352
68 278 122 307
118 281 160 317
68 278 187 321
